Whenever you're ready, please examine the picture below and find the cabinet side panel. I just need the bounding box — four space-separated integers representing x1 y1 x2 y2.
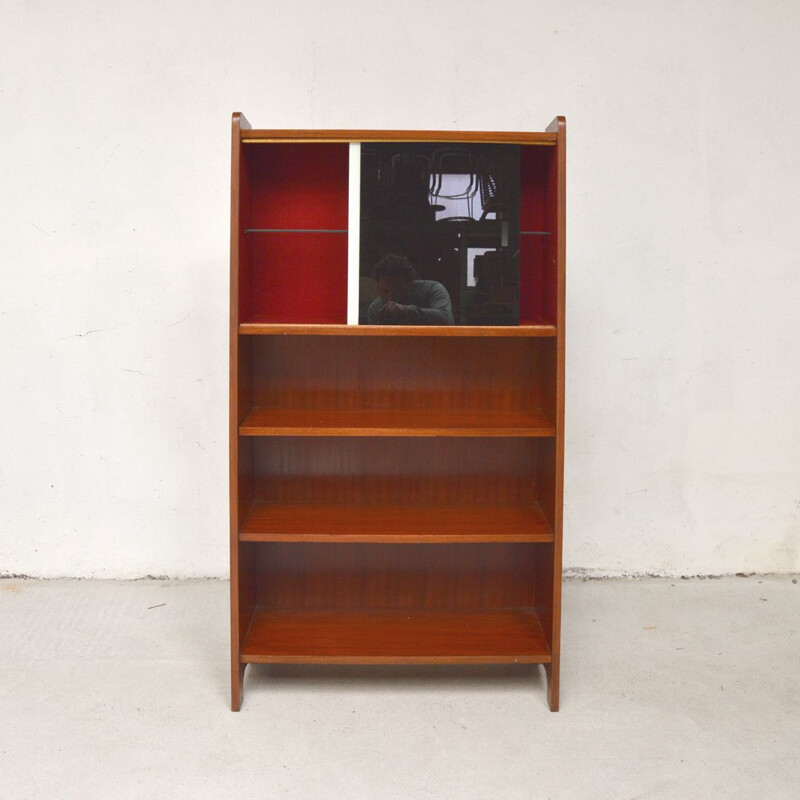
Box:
539 338 558 433
237 336 253 425
237 542 259 656
230 113 250 698
238 438 255 531
238 149 253 322
542 148 559 326
544 116 566 704
532 542 555 642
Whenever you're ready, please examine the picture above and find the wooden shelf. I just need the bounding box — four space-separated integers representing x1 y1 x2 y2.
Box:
241 608 551 664
239 408 556 437
240 503 554 543
241 129 557 146
239 323 557 337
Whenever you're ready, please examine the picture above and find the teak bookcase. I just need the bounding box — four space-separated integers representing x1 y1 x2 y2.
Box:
230 114 566 711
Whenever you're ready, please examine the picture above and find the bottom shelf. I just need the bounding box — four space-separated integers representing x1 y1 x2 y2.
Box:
241 608 551 664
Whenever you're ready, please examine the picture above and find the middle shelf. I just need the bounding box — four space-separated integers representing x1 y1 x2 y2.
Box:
240 503 553 543
239 407 554 437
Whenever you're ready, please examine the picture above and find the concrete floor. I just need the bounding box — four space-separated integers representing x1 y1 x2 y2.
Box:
1 576 798 799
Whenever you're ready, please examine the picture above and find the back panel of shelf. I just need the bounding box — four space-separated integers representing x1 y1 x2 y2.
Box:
246 541 542 609
239 143 350 324
238 333 557 418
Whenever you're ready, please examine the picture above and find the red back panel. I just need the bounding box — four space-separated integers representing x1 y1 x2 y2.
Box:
243 144 349 323
519 147 552 325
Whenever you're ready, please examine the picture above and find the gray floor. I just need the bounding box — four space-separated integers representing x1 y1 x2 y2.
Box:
1 576 798 799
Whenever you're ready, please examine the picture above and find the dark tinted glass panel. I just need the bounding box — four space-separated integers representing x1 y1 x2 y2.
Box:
359 143 520 325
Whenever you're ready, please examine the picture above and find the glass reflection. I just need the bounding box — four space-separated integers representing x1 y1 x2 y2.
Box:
359 143 520 325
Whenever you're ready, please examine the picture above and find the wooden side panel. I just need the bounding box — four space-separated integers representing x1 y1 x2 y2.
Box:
533 440 556 639
237 140 253 322
238 438 255 526
237 336 253 425
230 112 251 709
539 338 558 435
543 115 566 711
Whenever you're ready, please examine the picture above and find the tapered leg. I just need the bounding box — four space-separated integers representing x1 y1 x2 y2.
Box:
232 662 247 711
545 662 559 711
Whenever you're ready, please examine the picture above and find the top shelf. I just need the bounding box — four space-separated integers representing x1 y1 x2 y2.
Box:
239 324 557 337
241 129 558 146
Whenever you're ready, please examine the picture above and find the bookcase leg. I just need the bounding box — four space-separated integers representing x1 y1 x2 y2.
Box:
232 662 247 712
545 663 560 711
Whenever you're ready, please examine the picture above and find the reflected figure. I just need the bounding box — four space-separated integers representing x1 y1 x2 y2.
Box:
366 254 454 326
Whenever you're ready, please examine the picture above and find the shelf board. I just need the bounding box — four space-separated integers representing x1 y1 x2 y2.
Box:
240 503 553 543
239 323 557 337
238 408 555 437
241 129 557 146
241 608 551 664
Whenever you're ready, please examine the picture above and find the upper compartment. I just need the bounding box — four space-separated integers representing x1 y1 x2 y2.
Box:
234 130 560 327
238 143 350 324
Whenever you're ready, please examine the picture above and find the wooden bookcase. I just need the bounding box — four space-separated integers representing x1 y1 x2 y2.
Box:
230 114 566 710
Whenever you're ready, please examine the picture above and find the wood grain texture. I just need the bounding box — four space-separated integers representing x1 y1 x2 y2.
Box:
241 608 551 663
252 542 538 611
252 437 545 508
246 335 549 419
229 112 249 711
239 323 557 337
241 129 557 145
240 503 553 543
239 407 555 437
544 114 566 712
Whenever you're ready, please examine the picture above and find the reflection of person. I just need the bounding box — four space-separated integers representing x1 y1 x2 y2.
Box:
366 254 454 325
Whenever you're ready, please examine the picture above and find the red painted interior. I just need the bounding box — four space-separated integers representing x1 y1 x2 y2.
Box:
243 144 349 323
239 142 554 326
519 147 553 325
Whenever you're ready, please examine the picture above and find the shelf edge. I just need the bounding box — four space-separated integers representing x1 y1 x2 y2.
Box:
241 130 557 146
239 323 558 337
239 533 554 544
238 427 557 438
240 654 552 664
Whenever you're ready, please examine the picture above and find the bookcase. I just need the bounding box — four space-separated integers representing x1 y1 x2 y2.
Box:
230 114 565 710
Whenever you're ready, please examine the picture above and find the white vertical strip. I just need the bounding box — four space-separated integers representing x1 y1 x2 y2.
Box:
347 142 361 324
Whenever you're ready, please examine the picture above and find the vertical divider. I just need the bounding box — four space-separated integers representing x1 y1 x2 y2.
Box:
347 142 361 325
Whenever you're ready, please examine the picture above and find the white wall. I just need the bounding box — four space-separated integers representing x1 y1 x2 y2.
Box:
1 0 799 578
